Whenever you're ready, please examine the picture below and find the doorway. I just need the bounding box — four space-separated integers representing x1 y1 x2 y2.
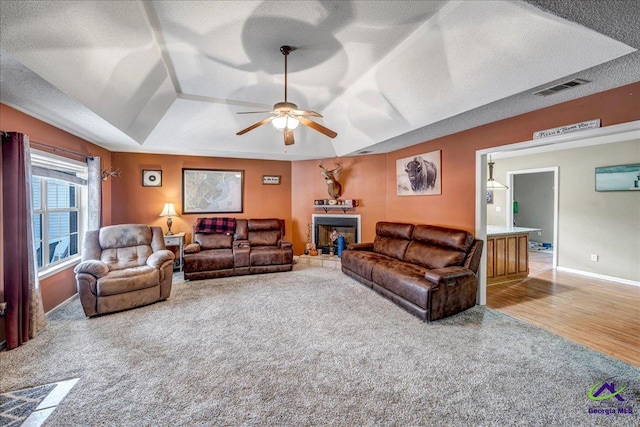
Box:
474 120 640 305
506 168 558 270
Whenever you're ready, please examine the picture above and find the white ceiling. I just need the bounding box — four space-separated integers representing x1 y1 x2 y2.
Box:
1 1 639 161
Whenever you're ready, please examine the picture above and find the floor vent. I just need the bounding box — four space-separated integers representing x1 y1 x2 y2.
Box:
533 78 590 96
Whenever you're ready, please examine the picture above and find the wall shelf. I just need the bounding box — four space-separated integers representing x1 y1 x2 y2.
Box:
314 205 355 213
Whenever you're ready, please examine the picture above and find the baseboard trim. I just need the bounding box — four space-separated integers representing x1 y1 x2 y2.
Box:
0 294 77 349
46 293 79 316
556 266 640 287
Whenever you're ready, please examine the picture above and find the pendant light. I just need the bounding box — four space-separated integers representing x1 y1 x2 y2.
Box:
487 156 508 190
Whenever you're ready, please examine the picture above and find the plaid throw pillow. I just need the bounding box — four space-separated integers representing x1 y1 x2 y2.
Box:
194 217 236 235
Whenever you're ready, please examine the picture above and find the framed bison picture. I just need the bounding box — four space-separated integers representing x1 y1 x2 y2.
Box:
396 150 441 196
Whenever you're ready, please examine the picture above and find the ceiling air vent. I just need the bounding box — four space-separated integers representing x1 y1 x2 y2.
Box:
533 78 590 97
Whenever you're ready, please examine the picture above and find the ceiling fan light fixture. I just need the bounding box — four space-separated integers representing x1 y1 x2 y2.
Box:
272 115 299 131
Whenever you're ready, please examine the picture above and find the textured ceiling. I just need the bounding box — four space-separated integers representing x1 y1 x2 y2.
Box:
1 0 638 161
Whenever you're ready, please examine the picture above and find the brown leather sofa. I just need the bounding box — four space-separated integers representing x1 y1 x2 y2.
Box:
341 222 483 322
74 224 175 317
183 218 293 280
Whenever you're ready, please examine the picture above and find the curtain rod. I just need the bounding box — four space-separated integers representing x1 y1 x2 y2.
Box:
30 141 95 160
1 131 95 160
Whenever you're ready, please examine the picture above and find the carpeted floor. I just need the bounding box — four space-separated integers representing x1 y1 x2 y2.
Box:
0 265 638 426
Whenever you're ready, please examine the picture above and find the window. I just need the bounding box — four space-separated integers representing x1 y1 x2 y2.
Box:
31 150 88 274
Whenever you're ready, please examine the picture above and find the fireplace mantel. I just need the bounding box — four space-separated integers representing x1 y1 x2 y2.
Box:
314 205 355 213
313 199 358 214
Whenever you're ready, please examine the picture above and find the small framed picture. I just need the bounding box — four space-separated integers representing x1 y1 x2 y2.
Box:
262 175 281 185
142 170 162 187
486 190 494 204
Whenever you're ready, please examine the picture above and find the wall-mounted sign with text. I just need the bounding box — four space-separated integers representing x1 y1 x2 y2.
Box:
262 175 281 185
533 119 600 139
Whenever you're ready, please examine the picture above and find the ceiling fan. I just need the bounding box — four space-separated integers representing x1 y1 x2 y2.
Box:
236 45 337 146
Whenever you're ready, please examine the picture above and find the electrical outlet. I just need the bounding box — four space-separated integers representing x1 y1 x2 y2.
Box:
591 254 599 262
495 206 501 212
537 231 542 236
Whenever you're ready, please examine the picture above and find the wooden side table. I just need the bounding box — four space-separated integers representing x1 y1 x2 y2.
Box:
164 232 185 272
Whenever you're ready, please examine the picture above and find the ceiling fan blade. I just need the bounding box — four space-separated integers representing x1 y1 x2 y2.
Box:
237 110 274 114
236 116 274 135
292 109 323 117
298 116 338 139
284 130 295 145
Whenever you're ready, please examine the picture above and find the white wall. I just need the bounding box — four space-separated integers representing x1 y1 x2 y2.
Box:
486 187 507 226
488 139 640 282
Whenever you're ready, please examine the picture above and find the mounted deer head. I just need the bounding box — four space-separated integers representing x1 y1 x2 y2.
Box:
319 159 343 199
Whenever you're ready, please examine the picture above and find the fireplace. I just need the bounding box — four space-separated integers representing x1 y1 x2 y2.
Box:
312 214 361 255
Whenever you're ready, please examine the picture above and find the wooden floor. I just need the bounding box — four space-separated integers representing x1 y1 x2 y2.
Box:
487 251 640 367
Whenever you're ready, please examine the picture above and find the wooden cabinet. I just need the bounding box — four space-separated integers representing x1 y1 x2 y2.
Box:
486 232 530 285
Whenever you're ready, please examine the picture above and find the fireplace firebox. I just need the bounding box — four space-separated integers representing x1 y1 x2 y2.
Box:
312 214 361 255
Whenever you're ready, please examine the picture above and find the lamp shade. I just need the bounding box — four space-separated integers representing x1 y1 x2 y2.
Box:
487 178 509 190
159 203 178 217
272 115 300 131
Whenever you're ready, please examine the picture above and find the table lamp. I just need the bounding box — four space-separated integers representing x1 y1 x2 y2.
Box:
159 203 178 235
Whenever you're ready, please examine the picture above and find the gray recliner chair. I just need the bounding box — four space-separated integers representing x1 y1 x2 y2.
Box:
74 224 174 317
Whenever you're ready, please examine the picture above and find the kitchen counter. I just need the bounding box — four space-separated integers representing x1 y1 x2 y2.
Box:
487 225 542 236
486 226 541 284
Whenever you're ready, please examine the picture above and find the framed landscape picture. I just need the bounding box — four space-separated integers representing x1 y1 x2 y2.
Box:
182 168 244 214
396 150 441 196
595 163 640 192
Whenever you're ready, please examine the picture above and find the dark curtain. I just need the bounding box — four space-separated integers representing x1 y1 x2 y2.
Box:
2 132 46 349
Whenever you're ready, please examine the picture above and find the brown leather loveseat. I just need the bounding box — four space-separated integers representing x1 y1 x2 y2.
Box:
183 218 293 280
341 222 483 322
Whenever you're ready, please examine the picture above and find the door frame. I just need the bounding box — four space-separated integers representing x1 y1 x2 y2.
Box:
506 167 559 269
475 120 640 305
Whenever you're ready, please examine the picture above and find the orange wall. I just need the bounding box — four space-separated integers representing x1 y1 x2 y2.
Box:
0 104 113 319
292 82 640 245
382 82 639 231
291 155 388 253
110 152 292 243
1 81 638 331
